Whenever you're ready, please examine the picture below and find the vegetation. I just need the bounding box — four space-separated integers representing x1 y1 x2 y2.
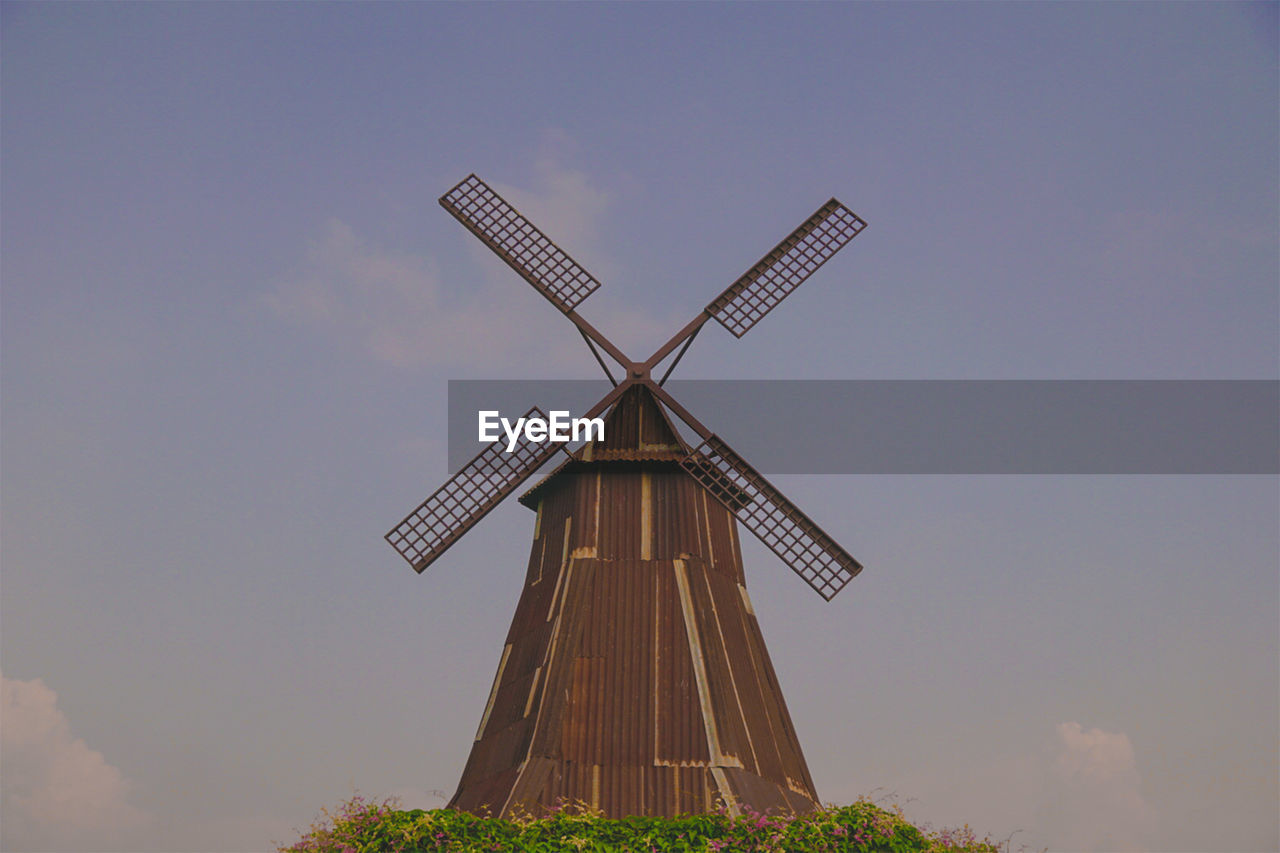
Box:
278 794 1006 852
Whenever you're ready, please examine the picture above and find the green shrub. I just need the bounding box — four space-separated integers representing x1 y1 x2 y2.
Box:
278 794 1003 852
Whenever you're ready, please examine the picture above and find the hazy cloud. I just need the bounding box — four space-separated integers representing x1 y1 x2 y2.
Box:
891 721 1160 853
1 672 153 852
1041 721 1158 852
265 150 670 374
494 140 613 279
264 218 467 369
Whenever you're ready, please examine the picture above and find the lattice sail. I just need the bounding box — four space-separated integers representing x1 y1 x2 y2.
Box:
707 200 867 338
680 435 863 600
386 407 564 573
440 174 602 314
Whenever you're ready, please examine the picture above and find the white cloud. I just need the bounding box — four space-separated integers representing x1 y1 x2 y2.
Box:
1 672 153 852
263 215 589 373
495 140 613 278
264 218 473 370
501 149 677 359
265 149 675 376
1040 721 1158 853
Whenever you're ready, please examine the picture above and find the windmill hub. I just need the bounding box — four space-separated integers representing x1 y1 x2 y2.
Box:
384 174 870 819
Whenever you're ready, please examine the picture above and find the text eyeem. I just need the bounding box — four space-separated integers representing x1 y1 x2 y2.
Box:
478 411 605 453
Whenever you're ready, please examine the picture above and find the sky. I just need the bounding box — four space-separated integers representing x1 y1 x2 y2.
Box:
1 3 1276 852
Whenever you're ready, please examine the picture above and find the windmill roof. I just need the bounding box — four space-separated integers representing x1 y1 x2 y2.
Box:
518 384 689 508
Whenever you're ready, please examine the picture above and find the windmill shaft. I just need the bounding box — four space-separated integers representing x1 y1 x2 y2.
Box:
565 309 632 375
643 380 714 441
642 310 712 376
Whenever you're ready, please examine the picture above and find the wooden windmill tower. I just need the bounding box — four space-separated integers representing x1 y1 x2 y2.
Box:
386 175 868 818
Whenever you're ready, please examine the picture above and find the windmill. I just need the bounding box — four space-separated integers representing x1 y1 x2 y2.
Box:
386 174 868 818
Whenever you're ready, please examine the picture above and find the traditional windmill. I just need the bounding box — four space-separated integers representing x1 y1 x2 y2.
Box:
386 175 868 818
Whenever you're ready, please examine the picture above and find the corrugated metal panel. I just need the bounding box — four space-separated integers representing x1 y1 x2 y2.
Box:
651 472 700 560
654 555 711 767
598 471 641 561
703 488 746 584
706 571 785 781
572 472 599 553
683 557 755 774
735 602 820 798
449 388 820 818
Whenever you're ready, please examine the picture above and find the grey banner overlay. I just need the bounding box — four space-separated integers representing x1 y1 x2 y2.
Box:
448 380 1278 475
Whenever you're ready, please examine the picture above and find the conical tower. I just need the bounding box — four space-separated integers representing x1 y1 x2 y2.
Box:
448 385 820 817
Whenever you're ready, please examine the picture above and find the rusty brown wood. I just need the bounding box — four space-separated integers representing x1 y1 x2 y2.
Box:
448 387 821 818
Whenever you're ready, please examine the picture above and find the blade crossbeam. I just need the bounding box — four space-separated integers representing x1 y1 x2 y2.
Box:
707 201 866 338
680 435 863 600
440 175 601 314
386 407 562 572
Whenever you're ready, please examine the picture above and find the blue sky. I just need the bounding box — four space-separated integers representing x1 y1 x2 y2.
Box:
2 3 1276 851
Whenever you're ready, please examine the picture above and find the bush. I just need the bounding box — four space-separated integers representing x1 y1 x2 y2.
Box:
278 794 1004 852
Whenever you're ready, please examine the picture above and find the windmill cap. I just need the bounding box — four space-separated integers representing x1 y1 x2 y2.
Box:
518 384 690 508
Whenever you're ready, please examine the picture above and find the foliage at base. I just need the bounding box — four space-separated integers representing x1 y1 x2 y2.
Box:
278 794 1004 852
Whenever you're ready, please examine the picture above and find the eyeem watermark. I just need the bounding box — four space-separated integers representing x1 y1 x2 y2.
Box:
478 410 605 452
453 380 1278 473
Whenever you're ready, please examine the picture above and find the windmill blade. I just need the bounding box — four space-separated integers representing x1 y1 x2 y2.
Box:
386 407 564 573
440 174 602 314
706 200 867 338
680 434 862 600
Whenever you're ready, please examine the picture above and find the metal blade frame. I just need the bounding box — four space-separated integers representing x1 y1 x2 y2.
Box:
440 175 602 315
386 406 565 573
679 433 863 600
398 176 870 601
706 200 867 338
